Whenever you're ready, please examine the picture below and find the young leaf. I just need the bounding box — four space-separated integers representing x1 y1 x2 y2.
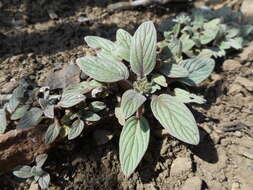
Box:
16 108 43 130
90 101 106 112
179 57 215 86
119 116 150 177
152 74 168 87
151 94 199 145
115 107 125 126
130 21 157 76
84 36 115 52
31 166 44 176
0 109 7 134
160 62 189 78
7 86 24 113
120 90 146 118
58 93 86 108
44 122 60 144
116 29 132 61
83 111 101 122
68 119 84 140
13 165 33 179
174 88 206 104
36 154 48 168
77 56 129 82
38 172 50 190
63 82 92 95
39 99 54 119
11 105 29 120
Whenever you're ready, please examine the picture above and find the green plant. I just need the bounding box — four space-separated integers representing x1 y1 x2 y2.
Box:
77 21 214 177
13 154 50 189
159 7 253 59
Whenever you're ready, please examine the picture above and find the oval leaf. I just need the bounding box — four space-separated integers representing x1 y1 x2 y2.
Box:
174 88 206 104
179 57 215 86
83 111 101 122
0 109 7 134
44 122 60 144
130 21 157 76
68 119 84 140
115 29 132 61
84 36 115 52
152 74 167 87
121 90 146 118
160 62 189 78
90 101 106 112
77 56 129 83
13 165 33 179
36 154 48 168
119 116 150 177
151 94 199 145
38 172 50 190
11 105 29 120
16 108 43 130
58 93 86 108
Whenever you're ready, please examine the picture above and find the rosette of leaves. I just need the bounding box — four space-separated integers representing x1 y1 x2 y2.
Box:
0 77 106 143
160 7 253 59
77 21 215 177
13 154 50 189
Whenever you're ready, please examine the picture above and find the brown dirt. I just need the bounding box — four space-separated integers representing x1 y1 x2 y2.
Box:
0 0 253 190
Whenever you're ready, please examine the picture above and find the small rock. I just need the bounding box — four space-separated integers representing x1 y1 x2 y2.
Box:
29 182 39 190
0 79 18 93
231 182 240 190
235 76 253 91
228 83 243 94
234 131 242 138
93 130 113 145
222 59 241 71
239 41 253 61
241 0 253 18
34 20 55 31
170 157 192 176
181 176 203 190
78 16 90 23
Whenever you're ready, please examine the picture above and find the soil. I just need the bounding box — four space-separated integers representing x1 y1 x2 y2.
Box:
0 0 253 190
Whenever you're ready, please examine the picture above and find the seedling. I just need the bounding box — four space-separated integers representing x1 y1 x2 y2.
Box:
77 21 214 177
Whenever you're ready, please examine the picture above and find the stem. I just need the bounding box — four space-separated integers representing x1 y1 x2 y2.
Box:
136 105 144 119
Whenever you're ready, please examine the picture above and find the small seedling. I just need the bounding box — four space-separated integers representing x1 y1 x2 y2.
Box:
13 154 50 189
77 21 214 177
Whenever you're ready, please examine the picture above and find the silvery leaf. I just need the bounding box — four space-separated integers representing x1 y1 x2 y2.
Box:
68 119 84 140
83 111 101 122
36 154 48 168
160 62 189 78
58 93 86 108
13 165 33 179
0 108 7 134
44 122 60 144
38 172 50 190
11 105 29 120
90 101 106 112
174 88 206 104
84 36 115 52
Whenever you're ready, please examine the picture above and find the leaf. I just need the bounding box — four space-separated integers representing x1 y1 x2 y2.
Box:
84 36 115 52
16 108 43 130
167 38 182 57
11 105 29 120
174 88 206 104
0 109 7 134
13 165 33 179
180 34 195 52
120 90 146 118
115 29 132 61
58 93 86 108
83 111 101 122
152 74 168 87
151 94 199 145
77 56 129 83
7 86 25 113
38 172 50 189
44 122 60 144
31 166 44 176
160 62 189 78
39 99 54 119
115 107 125 126
63 82 92 95
179 57 215 86
36 154 48 168
119 116 150 177
90 101 106 112
130 21 157 76
228 37 243 50
68 119 84 140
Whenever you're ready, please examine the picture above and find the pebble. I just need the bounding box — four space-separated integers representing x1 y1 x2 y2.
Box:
228 83 243 94
222 59 241 71
181 176 203 190
170 157 192 176
235 76 253 91
78 16 90 23
231 182 240 190
241 0 253 18
29 182 39 190
239 41 253 61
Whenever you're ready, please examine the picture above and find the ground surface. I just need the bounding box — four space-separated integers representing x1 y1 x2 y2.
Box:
0 0 253 190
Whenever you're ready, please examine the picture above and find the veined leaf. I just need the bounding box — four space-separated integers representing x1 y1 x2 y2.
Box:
174 88 206 104
120 90 146 118
68 119 84 140
13 165 33 179
115 107 125 126
31 166 44 176
90 101 106 112
116 29 132 61
38 172 50 190
58 93 86 108
44 122 60 144
151 94 199 145
179 57 215 86
0 109 7 134
119 116 150 177
130 21 157 76
7 86 25 113
16 108 43 130
152 74 168 87
84 36 115 52
83 111 101 122
11 105 29 120
77 56 129 82
63 82 92 95
36 154 48 168
160 62 189 78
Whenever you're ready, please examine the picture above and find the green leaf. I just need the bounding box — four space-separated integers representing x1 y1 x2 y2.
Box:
38 172 50 190
68 119 84 140
16 108 43 130
83 111 101 122
39 99 54 119
119 116 150 177
63 82 93 95
36 154 48 168
0 109 7 134
130 21 157 76
31 166 44 176
115 107 125 126
174 88 206 104
7 86 24 113
84 36 115 52
168 38 182 57
160 62 189 78
120 90 146 118
13 165 33 179
115 29 132 61
90 101 106 112
77 56 129 82
228 37 243 50
180 34 195 52
11 105 29 120
179 57 215 86
58 93 86 108
152 74 167 87
44 122 60 144
151 94 199 145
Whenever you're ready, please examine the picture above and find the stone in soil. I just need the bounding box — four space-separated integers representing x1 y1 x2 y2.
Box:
241 0 253 18
222 59 241 71
170 157 192 176
181 176 203 190
235 76 253 91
